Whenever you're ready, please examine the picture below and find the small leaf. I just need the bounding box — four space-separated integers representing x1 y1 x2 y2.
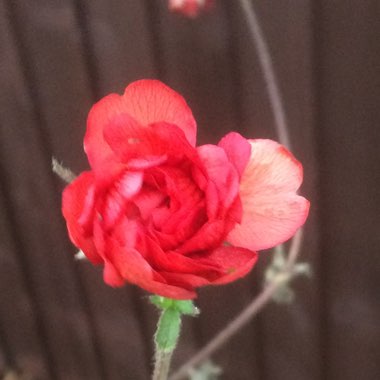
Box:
150 296 199 316
173 300 200 316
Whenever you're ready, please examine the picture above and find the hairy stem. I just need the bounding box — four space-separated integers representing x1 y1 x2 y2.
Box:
152 305 183 380
153 350 174 380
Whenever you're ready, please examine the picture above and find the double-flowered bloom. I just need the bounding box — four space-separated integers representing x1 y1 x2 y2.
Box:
62 80 309 299
168 0 215 18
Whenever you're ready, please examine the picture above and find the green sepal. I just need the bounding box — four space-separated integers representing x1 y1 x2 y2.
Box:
150 295 174 310
174 300 199 316
150 296 199 316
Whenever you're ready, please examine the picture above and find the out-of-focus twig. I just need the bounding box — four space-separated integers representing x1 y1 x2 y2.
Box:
52 157 76 183
239 0 291 149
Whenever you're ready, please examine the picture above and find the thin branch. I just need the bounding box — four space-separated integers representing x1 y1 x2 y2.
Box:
237 0 305 283
286 228 303 268
169 2 305 379
169 232 303 380
239 0 291 149
153 350 174 380
52 157 76 183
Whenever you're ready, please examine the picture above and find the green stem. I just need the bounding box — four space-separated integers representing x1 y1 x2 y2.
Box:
152 347 174 380
152 308 182 380
150 297 199 380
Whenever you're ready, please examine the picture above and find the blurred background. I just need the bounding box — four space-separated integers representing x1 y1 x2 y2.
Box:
0 0 379 379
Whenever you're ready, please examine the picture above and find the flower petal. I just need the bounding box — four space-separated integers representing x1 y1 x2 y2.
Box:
176 220 227 254
103 259 125 287
85 80 197 169
205 246 258 285
169 0 215 17
102 171 143 229
160 271 210 289
104 220 197 298
161 246 257 289
145 238 220 277
123 80 197 145
218 132 251 178
104 115 198 165
197 144 240 218
85 94 124 170
107 241 196 299
62 171 102 264
228 139 310 251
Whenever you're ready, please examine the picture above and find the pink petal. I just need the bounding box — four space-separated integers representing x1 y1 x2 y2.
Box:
133 188 167 221
92 159 127 189
160 271 210 289
127 156 168 170
85 80 197 169
145 238 220 276
104 116 198 165
102 171 143 229
111 217 140 249
161 247 257 289
145 165 206 241
197 144 240 217
103 113 160 161
228 139 310 251
103 259 125 287
140 280 196 299
107 238 195 299
85 94 125 170
176 219 227 254
203 246 258 285
153 204 206 250
218 132 252 178
123 80 197 145
62 171 102 264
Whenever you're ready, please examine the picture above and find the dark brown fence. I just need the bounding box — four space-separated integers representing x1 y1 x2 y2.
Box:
0 1 379 379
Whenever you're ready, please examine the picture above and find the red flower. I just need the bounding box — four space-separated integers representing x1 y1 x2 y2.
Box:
168 0 215 18
62 80 309 299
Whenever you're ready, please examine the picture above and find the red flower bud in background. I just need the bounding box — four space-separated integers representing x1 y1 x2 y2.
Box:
62 80 309 299
168 0 215 18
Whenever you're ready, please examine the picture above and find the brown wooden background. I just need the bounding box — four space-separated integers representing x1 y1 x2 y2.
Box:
0 0 379 379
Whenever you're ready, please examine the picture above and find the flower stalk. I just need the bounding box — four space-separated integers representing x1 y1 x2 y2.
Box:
153 308 181 380
151 296 199 380
153 349 175 380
